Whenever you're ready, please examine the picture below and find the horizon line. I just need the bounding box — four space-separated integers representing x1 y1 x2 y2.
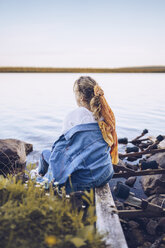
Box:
0 65 165 73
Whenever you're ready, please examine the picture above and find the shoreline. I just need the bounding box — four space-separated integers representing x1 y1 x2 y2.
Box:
0 66 165 73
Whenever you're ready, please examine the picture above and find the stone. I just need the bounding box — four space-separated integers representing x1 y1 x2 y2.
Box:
125 162 139 171
141 152 165 195
0 139 33 175
150 236 164 248
127 156 140 162
131 228 145 245
146 220 158 235
162 234 165 244
128 220 139 229
115 200 124 210
156 217 165 234
159 244 165 248
143 242 152 247
125 176 137 187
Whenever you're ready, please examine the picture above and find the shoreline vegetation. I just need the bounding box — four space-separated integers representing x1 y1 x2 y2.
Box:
0 66 165 73
0 175 103 248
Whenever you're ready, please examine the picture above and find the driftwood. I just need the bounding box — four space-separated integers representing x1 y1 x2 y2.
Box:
118 209 165 219
131 129 148 144
113 168 165 179
119 148 165 159
120 134 164 159
95 184 128 248
96 133 165 246
114 181 165 222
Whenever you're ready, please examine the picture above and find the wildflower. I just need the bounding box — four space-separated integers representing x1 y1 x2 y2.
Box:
45 235 57 247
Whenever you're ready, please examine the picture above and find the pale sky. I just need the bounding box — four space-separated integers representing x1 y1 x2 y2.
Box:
0 0 165 67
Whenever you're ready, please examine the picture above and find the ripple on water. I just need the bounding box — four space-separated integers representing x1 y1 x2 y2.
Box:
0 73 164 151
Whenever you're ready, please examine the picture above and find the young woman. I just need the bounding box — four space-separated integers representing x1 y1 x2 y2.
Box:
37 76 119 193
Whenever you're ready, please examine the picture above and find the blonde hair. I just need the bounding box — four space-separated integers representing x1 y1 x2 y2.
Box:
74 76 102 121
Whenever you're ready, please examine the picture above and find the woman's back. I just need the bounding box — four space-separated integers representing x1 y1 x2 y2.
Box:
36 76 118 193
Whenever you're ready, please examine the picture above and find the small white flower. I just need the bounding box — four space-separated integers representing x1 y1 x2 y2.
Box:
54 181 59 186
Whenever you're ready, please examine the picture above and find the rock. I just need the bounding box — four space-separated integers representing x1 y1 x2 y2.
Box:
125 176 137 187
137 217 148 228
147 152 165 168
143 242 152 247
118 138 128 144
128 220 139 229
127 156 141 162
162 234 165 244
115 200 124 210
131 228 145 246
146 220 158 235
117 158 125 167
125 162 139 171
156 218 165 234
159 244 165 248
140 161 159 170
126 220 145 247
150 236 164 248
126 146 139 153
0 139 33 175
141 152 165 196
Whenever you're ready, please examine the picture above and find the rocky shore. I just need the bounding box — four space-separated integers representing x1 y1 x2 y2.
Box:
0 136 165 248
114 152 165 248
113 132 165 248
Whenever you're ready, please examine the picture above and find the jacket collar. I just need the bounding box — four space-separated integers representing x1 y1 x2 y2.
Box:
64 123 99 140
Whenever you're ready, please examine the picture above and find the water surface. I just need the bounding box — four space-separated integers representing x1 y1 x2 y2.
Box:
0 73 164 154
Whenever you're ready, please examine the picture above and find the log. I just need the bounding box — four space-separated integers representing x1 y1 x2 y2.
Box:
119 148 165 159
95 184 128 248
131 129 148 143
118 209 165 219
113 168 165 179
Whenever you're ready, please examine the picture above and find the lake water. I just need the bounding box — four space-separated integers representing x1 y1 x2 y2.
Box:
0 73 164 156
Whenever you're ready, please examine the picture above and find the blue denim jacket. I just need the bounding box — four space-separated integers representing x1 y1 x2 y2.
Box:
38 123 114 192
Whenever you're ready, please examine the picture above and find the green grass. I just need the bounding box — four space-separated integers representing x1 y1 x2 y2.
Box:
0 175 105 248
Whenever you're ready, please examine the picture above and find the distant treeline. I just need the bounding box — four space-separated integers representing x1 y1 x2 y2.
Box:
0 66 165 73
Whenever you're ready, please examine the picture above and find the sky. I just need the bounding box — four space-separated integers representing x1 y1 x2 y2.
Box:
0 0 165 67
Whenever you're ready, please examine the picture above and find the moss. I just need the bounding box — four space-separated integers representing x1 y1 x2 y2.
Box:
0 176 105 248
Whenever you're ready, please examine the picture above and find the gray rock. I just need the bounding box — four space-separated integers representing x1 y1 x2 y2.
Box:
156 217 165 234
143 241 152 247
125 176 137 187
159 244 165 248
131 228 145 245
128 220 139 229
141 153 165 195
146 220 158 235
115 200 124 210
0 139 33 175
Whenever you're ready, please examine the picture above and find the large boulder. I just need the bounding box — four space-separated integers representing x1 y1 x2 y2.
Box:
0 139 33 175
141 152 165 195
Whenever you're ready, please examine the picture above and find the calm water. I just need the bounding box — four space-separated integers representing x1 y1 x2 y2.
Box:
0 73 164 156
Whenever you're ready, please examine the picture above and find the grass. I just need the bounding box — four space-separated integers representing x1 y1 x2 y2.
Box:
0 174 105 248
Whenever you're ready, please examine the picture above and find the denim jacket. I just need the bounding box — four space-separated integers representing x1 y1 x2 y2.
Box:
38 123 114 192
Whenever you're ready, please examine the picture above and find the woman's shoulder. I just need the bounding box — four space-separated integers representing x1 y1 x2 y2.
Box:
62 107 97 134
